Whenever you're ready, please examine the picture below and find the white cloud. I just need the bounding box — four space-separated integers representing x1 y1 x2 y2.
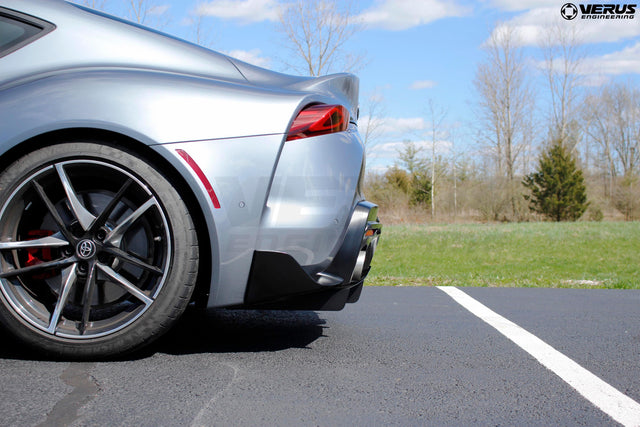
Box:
377 117 426 134
368 141 416 159
580 41 640 76
488 6 640 46
356 0 470 31
368 139 452 159
197 0 279 23
410 80 437 90
534 41 640 84
226 49 271 67
487 0 558 12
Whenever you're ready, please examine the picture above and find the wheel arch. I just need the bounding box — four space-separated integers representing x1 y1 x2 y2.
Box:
0 127 213 308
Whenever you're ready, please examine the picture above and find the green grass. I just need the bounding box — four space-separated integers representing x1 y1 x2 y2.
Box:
367 222 640 289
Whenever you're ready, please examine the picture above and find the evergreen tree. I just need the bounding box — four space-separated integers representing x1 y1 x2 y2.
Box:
410 171 432 207
523 141 588 221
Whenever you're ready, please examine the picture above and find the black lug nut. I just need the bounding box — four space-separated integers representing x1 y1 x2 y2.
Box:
78 262 88 274
96 229 107 241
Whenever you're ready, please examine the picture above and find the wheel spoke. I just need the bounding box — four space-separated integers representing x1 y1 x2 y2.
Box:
0 257 76 278
88 178 133 233
47 264 78 334
56 163 96 232
102 246 163 275
31 181 76 243
0 232 69 251
104 198 157 246
78 261 97 335
96 263 154 305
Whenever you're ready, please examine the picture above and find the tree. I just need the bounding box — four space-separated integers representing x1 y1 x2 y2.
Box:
72 0 106 10
474 24 534 219
523 141 588 221
583 81 640 203
425 99 448 218
127 0 170 29
396 141 432 209
614 175 640 221
397 141 425 176
361 91 386 148
384 166 412 195
277 0 362 76
411 169 432 207
541 24 584 148
188 9 215 48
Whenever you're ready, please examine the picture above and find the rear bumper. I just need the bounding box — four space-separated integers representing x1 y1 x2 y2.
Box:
243 201 381 310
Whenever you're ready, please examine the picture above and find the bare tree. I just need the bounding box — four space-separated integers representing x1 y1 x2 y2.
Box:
425 99 448 219
361 91 385 148
188 7 215 48
584 81 640 209
584 92 616 200
447 124 466 220
127 0 170 29
473 24 535 218
277 0 362 76
70 0 107 10
541 24 584 149
609 84 640 177
397 141 425 176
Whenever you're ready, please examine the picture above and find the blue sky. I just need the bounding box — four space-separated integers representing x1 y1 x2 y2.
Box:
78 0 640 171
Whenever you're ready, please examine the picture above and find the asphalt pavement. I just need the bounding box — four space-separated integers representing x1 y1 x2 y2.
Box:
1 287 639 426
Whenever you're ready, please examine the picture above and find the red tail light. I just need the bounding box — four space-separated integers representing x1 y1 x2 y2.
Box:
286 104 349 141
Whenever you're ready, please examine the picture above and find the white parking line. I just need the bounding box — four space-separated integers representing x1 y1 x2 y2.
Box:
437 286 640 427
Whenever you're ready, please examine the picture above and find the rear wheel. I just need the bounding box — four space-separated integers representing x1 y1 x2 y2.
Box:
0 142 198 358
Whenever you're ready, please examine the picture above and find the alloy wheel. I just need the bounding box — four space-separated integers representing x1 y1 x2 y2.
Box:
0 159 171 339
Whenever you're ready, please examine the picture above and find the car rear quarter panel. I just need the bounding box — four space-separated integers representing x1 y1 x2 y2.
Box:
158 128 366 308
0 69 301 148
154 135 284 307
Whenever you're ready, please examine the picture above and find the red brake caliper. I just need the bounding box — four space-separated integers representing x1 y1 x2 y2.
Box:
26 229 56 279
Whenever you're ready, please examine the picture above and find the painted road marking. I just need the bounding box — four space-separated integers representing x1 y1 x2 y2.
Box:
437 286 640 427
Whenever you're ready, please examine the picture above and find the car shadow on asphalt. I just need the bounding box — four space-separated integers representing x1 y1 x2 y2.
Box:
0 308 327 361
153 308 327 355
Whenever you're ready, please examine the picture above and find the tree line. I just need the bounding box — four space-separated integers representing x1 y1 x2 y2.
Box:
365 24 639 223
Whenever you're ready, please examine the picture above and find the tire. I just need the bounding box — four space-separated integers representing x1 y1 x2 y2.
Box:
0 142 198 358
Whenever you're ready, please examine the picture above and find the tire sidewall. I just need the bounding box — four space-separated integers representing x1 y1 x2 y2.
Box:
0 142 198 358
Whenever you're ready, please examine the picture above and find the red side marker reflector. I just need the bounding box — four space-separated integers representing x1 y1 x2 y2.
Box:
176 149 221 209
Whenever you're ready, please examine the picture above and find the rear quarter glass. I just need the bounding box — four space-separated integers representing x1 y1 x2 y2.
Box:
0 9 55 58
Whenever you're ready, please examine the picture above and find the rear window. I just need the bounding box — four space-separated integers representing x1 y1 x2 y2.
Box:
0 10 55 58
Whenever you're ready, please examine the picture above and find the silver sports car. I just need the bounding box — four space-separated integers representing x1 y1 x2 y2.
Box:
0 0 381 358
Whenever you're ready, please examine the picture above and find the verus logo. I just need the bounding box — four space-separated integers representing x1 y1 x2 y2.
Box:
561 3 637 20
580 4 636 14
561 3 579 19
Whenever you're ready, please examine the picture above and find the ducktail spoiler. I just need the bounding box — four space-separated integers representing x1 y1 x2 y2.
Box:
228 58 359 119
286 73 359 119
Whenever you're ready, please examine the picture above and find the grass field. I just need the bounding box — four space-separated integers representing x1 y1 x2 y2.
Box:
366 221 640 289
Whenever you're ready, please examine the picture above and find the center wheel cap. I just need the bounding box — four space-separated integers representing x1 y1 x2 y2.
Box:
76 239 97 260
